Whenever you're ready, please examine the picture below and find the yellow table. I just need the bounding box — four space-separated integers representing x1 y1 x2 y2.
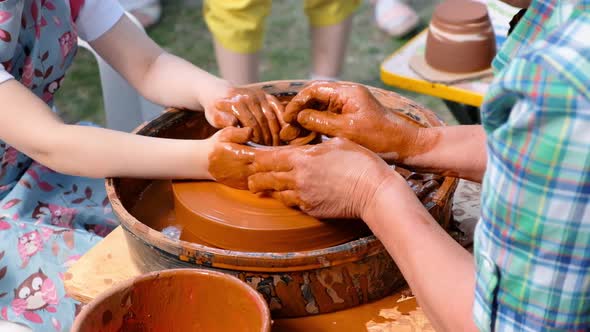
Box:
380 0 519 123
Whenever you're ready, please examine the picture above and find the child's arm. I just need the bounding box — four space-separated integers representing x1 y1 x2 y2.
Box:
90 15 225 117
0 79 249 180
89 15 283 145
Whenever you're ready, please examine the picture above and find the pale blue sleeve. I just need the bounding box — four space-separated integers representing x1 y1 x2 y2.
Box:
76 0 125 42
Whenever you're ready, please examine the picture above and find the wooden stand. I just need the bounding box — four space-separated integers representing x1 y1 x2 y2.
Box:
65 180 481 331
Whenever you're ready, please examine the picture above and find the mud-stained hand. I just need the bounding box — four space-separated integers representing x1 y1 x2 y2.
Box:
206 87 284 146
248 138 400 219
281 81 424 161
206 127 257 189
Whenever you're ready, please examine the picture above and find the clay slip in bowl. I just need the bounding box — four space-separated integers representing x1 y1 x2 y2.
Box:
71 269 271 332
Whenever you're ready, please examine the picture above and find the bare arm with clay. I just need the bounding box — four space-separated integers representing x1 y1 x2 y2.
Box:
0 79 254 186
247 139 477 332
281 81 487 182
0 12 286 185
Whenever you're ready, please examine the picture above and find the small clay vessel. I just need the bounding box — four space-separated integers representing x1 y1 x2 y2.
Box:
425 0 496 73
71 269 271 332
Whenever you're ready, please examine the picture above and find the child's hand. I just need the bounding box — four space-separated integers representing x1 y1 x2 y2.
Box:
205 126 257 189
204 87 284 146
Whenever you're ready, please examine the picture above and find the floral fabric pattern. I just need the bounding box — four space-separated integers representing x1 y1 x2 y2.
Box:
0 1 118 331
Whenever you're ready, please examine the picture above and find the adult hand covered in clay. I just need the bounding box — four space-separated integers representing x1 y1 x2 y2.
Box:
206 127 257 189
207 87 283 146
281 81 424 161
248 138 399 219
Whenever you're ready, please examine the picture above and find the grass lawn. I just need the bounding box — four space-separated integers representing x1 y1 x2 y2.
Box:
54 0 456 126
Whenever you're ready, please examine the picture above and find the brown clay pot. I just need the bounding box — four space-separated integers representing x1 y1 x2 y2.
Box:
105 80 459 318
425 0 496 73
71 269 271 332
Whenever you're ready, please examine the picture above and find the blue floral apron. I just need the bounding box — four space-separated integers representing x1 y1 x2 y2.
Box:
0 1 118 330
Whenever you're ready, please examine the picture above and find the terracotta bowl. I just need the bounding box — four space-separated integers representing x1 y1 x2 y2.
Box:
71 269 271 332
425 0 496 73
105 80 459 317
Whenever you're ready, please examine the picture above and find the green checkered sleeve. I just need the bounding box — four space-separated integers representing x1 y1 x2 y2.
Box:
474 13 590 331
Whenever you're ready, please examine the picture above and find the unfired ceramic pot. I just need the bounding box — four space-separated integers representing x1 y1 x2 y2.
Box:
71 269 271 332
425 0 496 73
105 80 459 318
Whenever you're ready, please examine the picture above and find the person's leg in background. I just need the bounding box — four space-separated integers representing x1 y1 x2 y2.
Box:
372 0 419 38
304 0 361 81
203 0 272 85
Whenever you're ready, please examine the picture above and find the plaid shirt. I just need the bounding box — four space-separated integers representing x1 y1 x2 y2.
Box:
474 0 590 330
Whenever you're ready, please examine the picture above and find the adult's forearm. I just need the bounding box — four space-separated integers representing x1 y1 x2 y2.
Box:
362 174 477 332
403 125 487 182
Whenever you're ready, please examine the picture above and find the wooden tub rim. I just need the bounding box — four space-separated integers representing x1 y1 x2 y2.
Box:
105 80 459 273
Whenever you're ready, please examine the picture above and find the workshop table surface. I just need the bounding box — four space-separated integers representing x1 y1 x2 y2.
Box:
380 0 519 107
65 180 481 331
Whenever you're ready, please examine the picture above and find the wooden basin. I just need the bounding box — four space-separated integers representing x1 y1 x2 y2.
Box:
105 80 459 318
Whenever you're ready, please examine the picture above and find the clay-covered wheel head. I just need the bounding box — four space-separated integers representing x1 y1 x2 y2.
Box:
173 180 370 252
71 269 271 332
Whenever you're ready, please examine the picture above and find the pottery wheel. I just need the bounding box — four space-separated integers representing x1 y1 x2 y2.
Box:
172 181 369 252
